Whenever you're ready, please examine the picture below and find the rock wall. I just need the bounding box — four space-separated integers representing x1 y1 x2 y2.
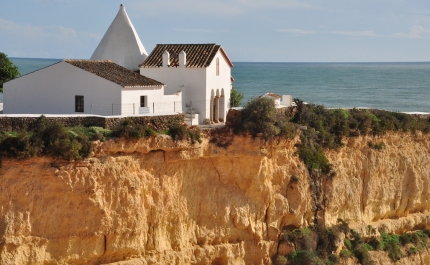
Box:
0 113 183 132
0 130 429 264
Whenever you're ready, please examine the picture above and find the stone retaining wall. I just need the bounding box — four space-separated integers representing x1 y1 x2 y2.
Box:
0 114 184 132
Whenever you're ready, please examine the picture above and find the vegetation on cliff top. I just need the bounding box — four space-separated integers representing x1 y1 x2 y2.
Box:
0 116 94 160
230 97 430 174
0 116 201 161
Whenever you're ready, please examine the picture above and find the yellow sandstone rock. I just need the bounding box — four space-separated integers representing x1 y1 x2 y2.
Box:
0 131 429 264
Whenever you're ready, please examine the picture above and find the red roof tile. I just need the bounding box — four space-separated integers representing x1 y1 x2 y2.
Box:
140 44 233 68
65 60 164 87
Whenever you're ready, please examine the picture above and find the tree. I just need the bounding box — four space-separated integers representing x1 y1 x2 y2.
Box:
230 87 244 107
0 52 21 93
241 97 279 139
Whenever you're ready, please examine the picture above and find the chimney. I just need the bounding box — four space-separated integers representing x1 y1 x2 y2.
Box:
179 51 186 67
163 50 170 67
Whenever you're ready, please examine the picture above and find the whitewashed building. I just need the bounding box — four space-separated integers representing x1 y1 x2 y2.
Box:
3 60 181 115
3 4 234 124
259 93 293 107
141 44 234 124
91 4 147 72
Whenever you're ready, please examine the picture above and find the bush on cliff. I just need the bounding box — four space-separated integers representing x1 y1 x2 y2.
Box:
275 221 350 264
168 123 202 144
112 118 155 139
231 97 297 140
292 99 430 149
0 117 92 160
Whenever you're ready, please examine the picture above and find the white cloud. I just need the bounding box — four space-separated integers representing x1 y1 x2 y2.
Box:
275 28 316 35
0 18 99 58
394 26 430 39
0 18 87 39
331 30 382 37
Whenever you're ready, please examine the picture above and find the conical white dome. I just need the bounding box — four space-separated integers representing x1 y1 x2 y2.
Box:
91 4 148 71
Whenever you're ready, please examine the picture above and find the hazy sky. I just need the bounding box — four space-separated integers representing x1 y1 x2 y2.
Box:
1 0 430 62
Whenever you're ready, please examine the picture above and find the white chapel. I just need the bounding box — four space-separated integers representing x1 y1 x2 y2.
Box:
3 4 233 124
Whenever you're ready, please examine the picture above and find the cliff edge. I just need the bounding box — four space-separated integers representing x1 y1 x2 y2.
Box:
0 130 429 264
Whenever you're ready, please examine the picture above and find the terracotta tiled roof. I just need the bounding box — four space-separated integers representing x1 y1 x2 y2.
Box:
140 44 233 68
65 60 164 87
260 92 282 99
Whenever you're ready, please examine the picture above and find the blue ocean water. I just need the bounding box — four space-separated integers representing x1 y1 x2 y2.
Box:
232 62 430 113
2 59 430 113
10 57 62 76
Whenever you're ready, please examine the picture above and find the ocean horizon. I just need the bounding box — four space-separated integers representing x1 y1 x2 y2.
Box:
1 58 430 113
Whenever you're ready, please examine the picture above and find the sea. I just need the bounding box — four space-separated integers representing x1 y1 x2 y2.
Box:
2 58 430 113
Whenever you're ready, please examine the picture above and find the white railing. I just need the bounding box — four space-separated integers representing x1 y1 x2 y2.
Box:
90 101 182 116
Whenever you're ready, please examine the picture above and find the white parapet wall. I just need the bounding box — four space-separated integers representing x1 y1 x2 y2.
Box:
281 95 292 107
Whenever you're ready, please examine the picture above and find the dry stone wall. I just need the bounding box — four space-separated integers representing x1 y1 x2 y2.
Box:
0 114 184 132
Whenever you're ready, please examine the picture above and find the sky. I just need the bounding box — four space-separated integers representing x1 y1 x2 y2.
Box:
1 0 430 62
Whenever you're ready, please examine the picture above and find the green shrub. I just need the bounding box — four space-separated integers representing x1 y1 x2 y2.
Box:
344 239 352 250
230 87 244 107
240 97 280 139
68 126 112 141
368 237 380 250
297 141 332 174
380 231 403 261
292 100 430 149
229 97 298 140
112 118 155 139
273 255 288 265
0 132 39 159
288 250 321 265
353 243 373 265
408 246 417 255
0 120 92 160
168 124 202 144
340 249 353 258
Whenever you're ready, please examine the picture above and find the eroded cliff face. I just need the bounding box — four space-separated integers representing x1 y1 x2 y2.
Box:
0 130 429 265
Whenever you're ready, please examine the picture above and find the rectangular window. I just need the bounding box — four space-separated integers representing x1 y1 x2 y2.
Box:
140 96 147 107
75 95 84 112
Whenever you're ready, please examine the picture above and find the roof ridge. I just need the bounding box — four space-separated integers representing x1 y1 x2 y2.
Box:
64 59 113 63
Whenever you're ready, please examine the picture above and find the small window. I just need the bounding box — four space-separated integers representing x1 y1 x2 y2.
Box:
216 57 219 76
140 96 147 107
75 95 84 112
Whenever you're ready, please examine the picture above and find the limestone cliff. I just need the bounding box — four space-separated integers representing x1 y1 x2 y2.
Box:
0 130 429 264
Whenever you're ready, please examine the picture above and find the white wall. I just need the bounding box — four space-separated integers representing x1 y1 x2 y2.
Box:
121 87 181 115
4 61 121 115
141 67 207 121
206 50 232 122
141 50 232 124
